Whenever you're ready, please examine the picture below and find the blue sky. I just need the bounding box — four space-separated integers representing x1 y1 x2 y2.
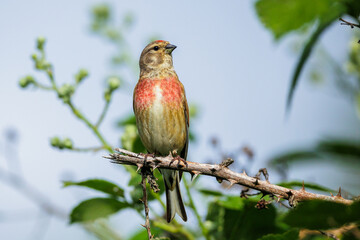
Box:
0 0 359 239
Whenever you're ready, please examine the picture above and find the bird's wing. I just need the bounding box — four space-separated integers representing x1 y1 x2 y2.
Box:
179 96 189 181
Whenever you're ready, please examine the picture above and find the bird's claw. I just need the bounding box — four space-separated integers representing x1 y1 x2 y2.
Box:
169 155 188 168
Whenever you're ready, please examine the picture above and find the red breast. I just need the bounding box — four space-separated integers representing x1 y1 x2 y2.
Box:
134 77 184 111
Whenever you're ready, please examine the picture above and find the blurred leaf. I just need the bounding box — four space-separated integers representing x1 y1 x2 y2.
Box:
269 139 360 166
70 198 128 224
277 181 334 193
117 114 136 127
269 150 318 165
128 227 163 240
317 139 360 158
206 197 279 240
343 0 360 19
198 188 223 196
121 124 146 153
255 0 345 39
189 104 199 119
258 229 299 240
63 179 124 198
283 200 360 229
255 0 346 110
217 196 246 210
356 92 360 119
286 18 337 111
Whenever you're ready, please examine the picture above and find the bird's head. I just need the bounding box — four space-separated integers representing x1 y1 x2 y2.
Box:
139 40 177 75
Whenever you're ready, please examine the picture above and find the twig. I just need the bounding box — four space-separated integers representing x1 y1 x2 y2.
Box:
339 18 360 29
105 148 354 206
141 168 153 240
96 100 111 128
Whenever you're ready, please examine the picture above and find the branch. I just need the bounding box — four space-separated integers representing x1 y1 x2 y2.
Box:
339 18 360 29
105 148 354 206
140 168 153 240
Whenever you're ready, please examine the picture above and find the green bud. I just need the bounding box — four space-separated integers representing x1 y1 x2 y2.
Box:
108 76 121 91
36 37 46 50
19 75 35 88
58 84 75 102
31 53 38 61
92 5 110 22
63 138 73 149
50 136 61 147
75 69 89 84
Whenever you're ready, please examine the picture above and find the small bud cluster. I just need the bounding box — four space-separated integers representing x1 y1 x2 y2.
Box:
33 37 52 71
58 84 75 103
50 136 73 150
19 75 35 88
104 76 121 101
75 69 89 84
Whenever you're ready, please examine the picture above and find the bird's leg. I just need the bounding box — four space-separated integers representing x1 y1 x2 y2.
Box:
169 150 188 168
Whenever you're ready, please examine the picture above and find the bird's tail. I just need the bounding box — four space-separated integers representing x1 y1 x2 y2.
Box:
162 169 187 222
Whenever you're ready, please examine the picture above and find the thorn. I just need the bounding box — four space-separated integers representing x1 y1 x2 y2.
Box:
191 171 200 181
330 192 334 197
136 164 142 172
336 187 342 198
216 177 223 183
141 224 146 229
228 179 237 188
242 170 247 176
219 158 234 168
301 181 305 192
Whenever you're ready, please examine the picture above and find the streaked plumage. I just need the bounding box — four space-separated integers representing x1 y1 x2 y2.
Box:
133 40 189 222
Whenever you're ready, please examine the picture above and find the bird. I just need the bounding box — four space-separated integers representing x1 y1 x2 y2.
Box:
133 40 189 222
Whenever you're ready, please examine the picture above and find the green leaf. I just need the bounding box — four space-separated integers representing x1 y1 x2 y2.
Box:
317 139 360 159
117 114 136 127
198 188 223 196
277 181 334 193
286 19 336 111
269 150 318 165
63 179 124 198
120 124 146 153
70 198 128 223
206 197 279 240
255 0 347 110
269 139 360 166
128 226 164 240
258 229 299 240
283 200 360 230
255 0 344 39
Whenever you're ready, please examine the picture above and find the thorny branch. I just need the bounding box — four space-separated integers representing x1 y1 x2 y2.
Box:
140 167 153 240
105 148 354 206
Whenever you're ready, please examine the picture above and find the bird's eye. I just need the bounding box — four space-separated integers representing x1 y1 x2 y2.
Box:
153 46 159 51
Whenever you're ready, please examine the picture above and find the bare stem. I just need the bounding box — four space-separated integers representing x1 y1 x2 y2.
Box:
106 148 354 206
96 100 111 128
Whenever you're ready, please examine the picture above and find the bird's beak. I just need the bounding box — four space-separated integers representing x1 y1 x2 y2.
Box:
165 43 177 54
